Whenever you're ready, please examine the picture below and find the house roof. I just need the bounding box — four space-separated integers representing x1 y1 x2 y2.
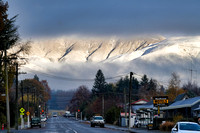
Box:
194 107 200 111
131 99 149 105
120 112 136 117
162 96 200 110
132 100 154 111
174 93 189 102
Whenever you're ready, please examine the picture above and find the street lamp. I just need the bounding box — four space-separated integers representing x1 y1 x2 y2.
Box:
38 105 41 118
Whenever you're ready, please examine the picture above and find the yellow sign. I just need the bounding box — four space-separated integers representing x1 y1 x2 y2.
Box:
20 108 25 113
153 99 168 104
153 96 168 107
20 113 24 115
26 111 30 116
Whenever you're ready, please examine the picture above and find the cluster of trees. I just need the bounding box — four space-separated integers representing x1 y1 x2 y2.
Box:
0 1 51 127
69 70 200 124
19 75 51 118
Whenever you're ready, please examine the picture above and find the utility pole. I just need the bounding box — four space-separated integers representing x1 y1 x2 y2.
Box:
15 63 19 130
5 47 10 133
21 81 24 108
124 88 127 127
129 72 133 130
102 94 104 117
27 87 30 127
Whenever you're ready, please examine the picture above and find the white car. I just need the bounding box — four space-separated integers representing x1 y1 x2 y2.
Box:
90 116 105 128
41 116 47 122
171 122 200 133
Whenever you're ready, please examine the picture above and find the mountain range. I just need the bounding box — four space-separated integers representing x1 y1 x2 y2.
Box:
17 35 200 90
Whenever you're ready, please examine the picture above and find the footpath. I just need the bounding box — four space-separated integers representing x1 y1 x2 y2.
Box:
81 120 170 133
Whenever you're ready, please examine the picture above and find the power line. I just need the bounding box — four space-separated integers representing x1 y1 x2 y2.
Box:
22 67 128 82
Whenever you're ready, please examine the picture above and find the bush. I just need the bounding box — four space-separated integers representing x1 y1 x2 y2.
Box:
159 121 175 131
0 112 6 125
105 106 120 124
173 115 183 123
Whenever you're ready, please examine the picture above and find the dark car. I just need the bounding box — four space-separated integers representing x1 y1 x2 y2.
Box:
31 117 41 128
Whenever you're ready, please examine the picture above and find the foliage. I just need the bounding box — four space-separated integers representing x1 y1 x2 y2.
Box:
0 112 6 125
173 115 183 123
105 106 120 124
18 78 51 117
159 121 175 131
34 74 39 81
92 69 106 95
138 75 160 101
0 1 19 51
166 72 185 102
69 85 91 112
182 81 200 96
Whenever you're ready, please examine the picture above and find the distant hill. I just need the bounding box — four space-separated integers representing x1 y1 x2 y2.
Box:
48 90 74 110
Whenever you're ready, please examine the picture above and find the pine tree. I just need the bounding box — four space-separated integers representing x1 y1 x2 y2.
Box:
0 1 19 51
92 69 106 95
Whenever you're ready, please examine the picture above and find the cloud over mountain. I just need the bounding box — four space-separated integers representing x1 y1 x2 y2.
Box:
17 35 200 90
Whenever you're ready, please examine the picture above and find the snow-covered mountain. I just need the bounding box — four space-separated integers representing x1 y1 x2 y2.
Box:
18 35 200 90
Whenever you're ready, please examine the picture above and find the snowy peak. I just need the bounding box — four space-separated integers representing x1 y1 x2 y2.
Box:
16 35 200 90
27 35 165 63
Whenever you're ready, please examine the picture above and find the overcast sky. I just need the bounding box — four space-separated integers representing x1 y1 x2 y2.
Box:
6 0 200 39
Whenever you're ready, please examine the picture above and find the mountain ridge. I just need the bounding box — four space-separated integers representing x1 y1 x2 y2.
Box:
16 35 200 90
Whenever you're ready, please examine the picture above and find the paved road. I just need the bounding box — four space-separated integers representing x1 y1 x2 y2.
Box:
1 116 126 133
0 116 170 133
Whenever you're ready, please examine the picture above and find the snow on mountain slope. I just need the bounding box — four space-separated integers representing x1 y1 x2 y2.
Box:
19 35 200 90
26 35 165 63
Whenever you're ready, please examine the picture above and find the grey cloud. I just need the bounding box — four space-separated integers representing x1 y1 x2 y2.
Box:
7 0 200 38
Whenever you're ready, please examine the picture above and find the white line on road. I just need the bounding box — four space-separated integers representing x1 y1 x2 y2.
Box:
68 127 78 133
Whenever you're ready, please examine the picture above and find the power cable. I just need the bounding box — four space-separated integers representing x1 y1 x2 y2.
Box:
22 66 128 82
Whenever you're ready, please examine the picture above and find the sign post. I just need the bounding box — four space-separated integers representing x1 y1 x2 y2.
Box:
153 96 168 115
26 111 30 128
20 108 25 129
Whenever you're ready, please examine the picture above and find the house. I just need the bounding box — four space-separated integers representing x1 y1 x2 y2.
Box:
120 112 136 127
131 99 153 127
174 93 189 102
120 99 150 127
161 96 200 120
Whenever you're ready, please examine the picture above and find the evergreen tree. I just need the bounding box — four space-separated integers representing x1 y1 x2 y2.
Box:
148 78 157 91
0 1 19 127
0 1 19 51
34 74 39 81
140 74 149 87
92 69 106 95
116 76 129 93
132 77 139 100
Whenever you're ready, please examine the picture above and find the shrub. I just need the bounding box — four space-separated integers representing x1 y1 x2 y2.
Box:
173 115 183 123
0 112 6 125
159 121 175 131
105 106 120 124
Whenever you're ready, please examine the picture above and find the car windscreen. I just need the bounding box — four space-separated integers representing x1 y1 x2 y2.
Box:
180 123 200 131
32 118 40 121
94 117 103 120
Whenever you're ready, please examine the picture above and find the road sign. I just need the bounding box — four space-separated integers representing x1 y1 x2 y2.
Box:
26 111 30 116
20 108 25 113
153 96 168 107
20 113 24 116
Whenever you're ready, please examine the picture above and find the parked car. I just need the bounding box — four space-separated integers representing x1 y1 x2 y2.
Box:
198 114 200 124
90 116 105 128
31 117 41 128
171 122 200 133
41 116 47 122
